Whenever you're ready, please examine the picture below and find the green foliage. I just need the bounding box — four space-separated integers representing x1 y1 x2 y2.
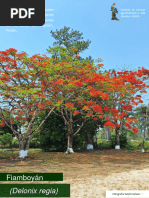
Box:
124 141 134 150
0 133 13 148
12 138 19 148
131 104 149 137
96 139 111 149
47 26 94 64
29 138 40 148
145 136 149 141
131 133 142 140
36 110 67 151
129 140 149 152
109 133 133 149
131 141 140 150
136 139 149 152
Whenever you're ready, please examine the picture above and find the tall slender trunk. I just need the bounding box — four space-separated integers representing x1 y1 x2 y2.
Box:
108 128 111 140
65 110 86 153
144 127 146 140
66 122 74 153
93 130 98 148
142 127 146 153
106 127 111 141
115 127 120 149
101 131 103 139
67 132 73 148
106 127 108 140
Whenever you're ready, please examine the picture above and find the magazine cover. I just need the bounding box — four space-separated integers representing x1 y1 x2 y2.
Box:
0 0 149 198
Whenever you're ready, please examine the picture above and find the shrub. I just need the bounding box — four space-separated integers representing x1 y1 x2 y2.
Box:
0 133 13 149
95 139 112 149
12 138 19 148
29 138 40 148
137 140 149 152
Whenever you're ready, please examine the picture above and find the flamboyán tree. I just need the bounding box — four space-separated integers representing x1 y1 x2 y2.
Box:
40 46 109 153
0 48 64 158
37 46 149 153
98 68 149 149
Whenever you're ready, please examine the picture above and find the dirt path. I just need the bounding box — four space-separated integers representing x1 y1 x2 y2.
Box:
62 167 149 198
4 167 148 198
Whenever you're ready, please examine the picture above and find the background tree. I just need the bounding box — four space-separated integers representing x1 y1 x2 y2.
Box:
131 104 149 143
99 67 149 149
47 26 94 64
0 133 13 149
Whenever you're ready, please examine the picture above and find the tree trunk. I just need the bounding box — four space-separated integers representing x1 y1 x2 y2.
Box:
93 130 98 148
101 131 103 139
142 127 146 153
115 127 120 149
106 127 111 141
86 130 94 150
66 123 74 153
106 127 108 140
18 134 32 158
108 128 111 140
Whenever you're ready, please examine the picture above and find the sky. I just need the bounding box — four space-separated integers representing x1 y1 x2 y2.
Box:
0 0 149 123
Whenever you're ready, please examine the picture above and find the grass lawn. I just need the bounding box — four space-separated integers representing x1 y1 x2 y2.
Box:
0 141 149 197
